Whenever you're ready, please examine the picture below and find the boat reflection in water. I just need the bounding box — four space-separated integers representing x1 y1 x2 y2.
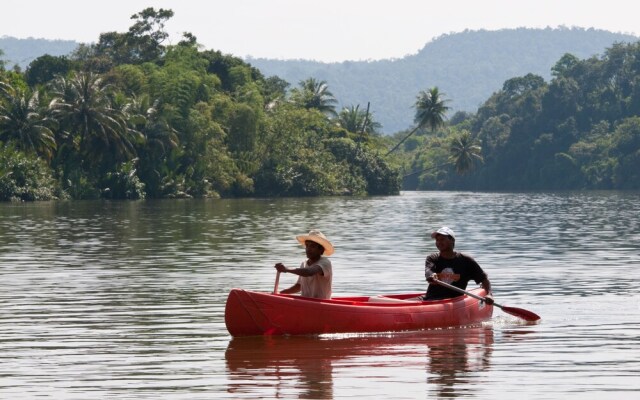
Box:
424 327 494 397
225 326 494 398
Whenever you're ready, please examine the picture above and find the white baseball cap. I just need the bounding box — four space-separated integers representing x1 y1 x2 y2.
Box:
431 226 455 240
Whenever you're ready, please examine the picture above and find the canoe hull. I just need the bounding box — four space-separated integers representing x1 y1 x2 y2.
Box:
224 289 493 336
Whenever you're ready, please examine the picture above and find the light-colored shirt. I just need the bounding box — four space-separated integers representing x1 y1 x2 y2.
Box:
296 256 332 299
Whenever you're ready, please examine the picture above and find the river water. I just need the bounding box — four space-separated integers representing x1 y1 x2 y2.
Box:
1 191 639 399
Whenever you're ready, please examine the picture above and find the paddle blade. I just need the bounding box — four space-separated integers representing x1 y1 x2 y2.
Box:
500 305 541 321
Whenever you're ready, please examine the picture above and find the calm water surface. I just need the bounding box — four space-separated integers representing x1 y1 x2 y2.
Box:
1 192 639 399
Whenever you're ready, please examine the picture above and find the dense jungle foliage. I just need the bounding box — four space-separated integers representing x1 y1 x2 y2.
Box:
1 8 639 201
0 8 400 201
394 42 640 191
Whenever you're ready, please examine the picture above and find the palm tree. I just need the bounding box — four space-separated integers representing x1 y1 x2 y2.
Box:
126 95 178 156
48 71 142 171
290 78 338 117
338 104 381 138
0 81 57 160
403 130 482 179
448 130 483 174
386 87 450 155
121 95 178 197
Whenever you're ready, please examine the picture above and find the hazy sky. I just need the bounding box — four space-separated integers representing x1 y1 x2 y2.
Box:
2 0 638 62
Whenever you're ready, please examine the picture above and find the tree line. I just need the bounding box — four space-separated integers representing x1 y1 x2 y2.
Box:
0 8 403 201
393 41 640 191
2 8 639 201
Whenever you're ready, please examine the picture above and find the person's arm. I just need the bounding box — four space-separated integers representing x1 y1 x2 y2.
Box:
275 262 324 277
279 282 301 294
480 277 492 293
425 255 438 282
466 255 494 304
273 262 324 295
480 277 494 304
274 263 301 294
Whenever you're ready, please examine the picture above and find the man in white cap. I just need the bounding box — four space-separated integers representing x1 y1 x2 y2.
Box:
274 230 334 299
423 226 492 301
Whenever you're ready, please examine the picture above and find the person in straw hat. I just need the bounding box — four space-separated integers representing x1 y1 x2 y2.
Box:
274 229 334 299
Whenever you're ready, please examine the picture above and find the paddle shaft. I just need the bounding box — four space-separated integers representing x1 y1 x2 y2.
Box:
431 278 500 306
431 278 541 321
273 271 281 294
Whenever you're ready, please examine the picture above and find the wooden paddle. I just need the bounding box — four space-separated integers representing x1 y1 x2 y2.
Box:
431 277 541 321
273 271 281 294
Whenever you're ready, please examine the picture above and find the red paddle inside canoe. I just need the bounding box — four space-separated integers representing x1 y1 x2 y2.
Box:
432 277 541 321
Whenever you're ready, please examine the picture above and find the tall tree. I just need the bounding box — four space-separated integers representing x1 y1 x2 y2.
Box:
386 87 450 155
403 130 482 180
125 95 178 197
290 78 338 117
0 81 57 160
338 104 381 138
93 7 174 66
448 130 483 174
25 55 72 86
49 71 142 172
129 95 178 156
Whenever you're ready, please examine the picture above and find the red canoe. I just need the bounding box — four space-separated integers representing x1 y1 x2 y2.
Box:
224 289 494 336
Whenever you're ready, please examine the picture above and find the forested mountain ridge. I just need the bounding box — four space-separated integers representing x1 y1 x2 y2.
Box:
2 28 637 133
248 28 639 133
0 36 78 68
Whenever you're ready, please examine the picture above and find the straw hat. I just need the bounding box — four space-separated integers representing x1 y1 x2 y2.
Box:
296 230 334 256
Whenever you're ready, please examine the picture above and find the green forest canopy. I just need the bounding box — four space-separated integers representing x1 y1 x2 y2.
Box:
1 8 639 201
0 8 399 201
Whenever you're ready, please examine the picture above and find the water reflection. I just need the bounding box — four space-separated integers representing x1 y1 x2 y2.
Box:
225 326 494 398
226 335 335 399
1 192 639 398
424 328 494 397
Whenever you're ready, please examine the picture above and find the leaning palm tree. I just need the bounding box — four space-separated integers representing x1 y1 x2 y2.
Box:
386 87 450 156
448 130 483 174
48 71 142 170
290 78 338 117
0 81 57 160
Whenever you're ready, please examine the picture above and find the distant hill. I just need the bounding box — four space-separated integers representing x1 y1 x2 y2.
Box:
0 36 79 68
247 28 639 133
2 28 639 133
